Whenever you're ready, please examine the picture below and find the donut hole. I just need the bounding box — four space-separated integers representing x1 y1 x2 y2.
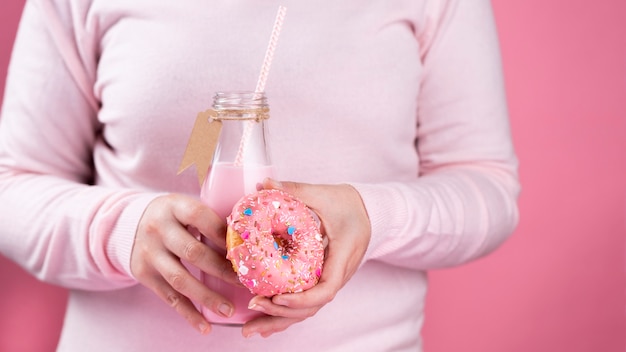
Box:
271 231 294 256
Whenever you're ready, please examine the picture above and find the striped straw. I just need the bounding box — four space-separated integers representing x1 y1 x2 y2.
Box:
234 5 287 166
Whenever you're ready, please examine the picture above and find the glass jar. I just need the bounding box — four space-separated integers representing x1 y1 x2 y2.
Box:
200 91 274 325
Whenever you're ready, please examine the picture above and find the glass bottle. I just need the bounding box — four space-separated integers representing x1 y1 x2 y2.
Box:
199 91 274 325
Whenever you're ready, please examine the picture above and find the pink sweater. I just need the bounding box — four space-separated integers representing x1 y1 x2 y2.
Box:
0 0 519 350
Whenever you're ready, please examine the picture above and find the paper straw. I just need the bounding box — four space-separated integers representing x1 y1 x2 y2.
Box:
254 5 286 93
234 5 287 166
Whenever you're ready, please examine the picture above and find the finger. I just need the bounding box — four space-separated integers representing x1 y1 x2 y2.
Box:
264 242 352 310
160 222 240 286
170 195 227 248
151 251 235 320
242 314 303 338
136 257 212 334
260 178 324 209
266 278 340 311
247 295 319 319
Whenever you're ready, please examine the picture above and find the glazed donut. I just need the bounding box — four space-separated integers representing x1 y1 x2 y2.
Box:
226 189 324 296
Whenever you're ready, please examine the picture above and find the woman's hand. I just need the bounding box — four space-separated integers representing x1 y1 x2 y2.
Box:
130 194 241 334
242 178 371 338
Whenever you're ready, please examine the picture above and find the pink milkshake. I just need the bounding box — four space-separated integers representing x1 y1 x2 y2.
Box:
200 161 274 324
196 91 273 324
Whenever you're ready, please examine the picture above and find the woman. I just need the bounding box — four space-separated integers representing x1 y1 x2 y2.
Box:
0 0 519 350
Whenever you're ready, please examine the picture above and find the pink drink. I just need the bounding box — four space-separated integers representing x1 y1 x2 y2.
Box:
199 162 274 325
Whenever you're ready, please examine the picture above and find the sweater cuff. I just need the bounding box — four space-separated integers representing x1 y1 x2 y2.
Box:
348 183 411 262
106 193 163 280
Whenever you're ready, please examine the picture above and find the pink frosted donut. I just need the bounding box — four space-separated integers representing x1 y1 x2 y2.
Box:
226 189 324 296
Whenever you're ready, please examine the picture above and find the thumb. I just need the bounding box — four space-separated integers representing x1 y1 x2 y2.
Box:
261 178 322 211
262 178 328 245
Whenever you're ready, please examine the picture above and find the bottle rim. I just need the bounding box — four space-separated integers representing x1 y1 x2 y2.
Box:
212 91 268 110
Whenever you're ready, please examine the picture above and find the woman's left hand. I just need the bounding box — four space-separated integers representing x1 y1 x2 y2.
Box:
241 178 371 338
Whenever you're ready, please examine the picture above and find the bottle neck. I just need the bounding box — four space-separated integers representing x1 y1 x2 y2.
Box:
212 91 269 121
209 91 272 167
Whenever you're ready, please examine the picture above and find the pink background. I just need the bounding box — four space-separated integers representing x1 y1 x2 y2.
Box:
1 1 624 351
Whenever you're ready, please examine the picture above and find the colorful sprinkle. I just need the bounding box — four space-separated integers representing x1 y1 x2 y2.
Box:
238 262 249 275
227 189 324 297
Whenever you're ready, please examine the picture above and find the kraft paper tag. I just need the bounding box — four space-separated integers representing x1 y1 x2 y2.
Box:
177 109 222 186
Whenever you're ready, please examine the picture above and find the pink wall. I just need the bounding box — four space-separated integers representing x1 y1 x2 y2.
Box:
423 1 626 351
1 1 624 351
0 2 68 352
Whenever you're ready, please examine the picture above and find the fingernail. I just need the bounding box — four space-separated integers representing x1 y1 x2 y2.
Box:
245 331 258 338
218 303 233 318
198 322 210 334
273 296 287 306
267 178 282 189
247 302 265 312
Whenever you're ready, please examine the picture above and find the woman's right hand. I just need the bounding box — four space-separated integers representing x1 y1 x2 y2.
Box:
130 193 241 334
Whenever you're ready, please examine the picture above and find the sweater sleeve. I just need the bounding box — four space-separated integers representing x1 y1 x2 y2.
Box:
0 0 160 290
352 0 520 270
